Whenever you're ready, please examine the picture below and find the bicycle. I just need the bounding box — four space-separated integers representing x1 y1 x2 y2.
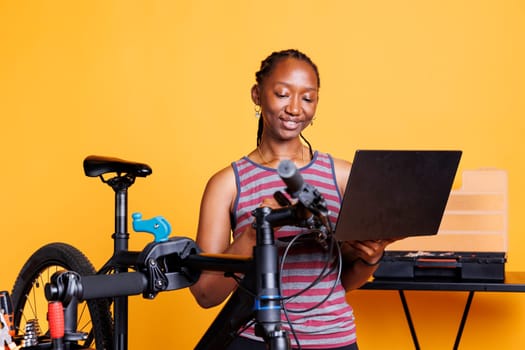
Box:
9 155 338 350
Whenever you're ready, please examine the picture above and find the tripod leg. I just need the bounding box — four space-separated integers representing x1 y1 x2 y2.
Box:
453 291 474 350
399 290 420 350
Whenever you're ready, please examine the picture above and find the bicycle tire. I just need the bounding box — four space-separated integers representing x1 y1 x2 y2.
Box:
11 242 114 350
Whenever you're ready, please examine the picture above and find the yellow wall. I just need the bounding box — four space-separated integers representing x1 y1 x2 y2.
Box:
1 1 524 349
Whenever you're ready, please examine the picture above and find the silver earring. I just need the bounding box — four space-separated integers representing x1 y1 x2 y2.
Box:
254 104 261 118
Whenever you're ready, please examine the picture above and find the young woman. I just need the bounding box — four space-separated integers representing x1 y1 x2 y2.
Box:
189 49 392 350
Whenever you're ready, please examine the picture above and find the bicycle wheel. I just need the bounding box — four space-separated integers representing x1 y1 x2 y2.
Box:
11 242 113 350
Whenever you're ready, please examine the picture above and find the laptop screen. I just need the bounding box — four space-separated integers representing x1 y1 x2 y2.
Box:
334 150 462 241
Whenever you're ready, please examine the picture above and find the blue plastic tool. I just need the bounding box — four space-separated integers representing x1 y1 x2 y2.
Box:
131 212 172 242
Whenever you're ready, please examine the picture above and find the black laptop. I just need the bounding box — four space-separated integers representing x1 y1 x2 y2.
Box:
334 150 462 241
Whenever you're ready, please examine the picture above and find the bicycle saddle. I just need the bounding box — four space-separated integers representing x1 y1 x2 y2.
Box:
83 155 153 177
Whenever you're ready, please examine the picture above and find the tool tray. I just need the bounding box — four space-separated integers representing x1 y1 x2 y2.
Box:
373 250 506 282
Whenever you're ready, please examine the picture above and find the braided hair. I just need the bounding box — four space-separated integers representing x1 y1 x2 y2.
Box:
254 49 320 159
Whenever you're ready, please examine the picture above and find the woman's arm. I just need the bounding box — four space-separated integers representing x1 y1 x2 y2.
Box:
189 166 256 308
339 239 390 290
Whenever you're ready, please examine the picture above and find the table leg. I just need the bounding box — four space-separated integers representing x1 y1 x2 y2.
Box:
399 290 420 350
453 291 475 350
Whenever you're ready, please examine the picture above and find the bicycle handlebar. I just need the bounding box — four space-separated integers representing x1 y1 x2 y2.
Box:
72 272 150 300
277 159 305 195
81 273 148 299
45 238 255 303
278 160 333 235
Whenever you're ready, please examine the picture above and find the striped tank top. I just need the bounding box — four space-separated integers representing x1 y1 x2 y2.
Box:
231 151 357 349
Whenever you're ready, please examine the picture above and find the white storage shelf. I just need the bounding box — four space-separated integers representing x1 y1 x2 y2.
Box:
387 168 508 252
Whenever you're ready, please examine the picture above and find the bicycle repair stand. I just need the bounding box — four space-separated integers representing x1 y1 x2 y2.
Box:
195 159 333 349
194 205 294 350
252 206 291 349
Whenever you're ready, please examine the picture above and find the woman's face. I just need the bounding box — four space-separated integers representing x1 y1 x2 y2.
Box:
253 57 319 142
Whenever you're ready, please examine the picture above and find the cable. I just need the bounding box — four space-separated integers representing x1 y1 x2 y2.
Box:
284 239 342 314
279 231 332 301
228 273 257 298
280 231 341 307
224 230 344 349
276 230 344 349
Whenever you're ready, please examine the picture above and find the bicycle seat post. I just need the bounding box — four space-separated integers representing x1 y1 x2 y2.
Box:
106 175 135 350
111 178 132 254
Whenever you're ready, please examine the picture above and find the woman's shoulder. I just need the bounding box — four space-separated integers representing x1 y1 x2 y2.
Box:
331 156 352 171
200 163 235 202
316 152 352 172
318 152 352 195
205 154 258 194
200 163 238 212
207 163 235 188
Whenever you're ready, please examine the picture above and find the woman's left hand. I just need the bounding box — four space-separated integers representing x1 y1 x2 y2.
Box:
342 238 397 266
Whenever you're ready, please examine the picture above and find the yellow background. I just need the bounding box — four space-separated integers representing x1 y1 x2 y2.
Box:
1 1 524 349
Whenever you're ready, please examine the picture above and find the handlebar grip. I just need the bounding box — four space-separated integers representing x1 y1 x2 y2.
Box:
277 160 304 197
80 272 148 300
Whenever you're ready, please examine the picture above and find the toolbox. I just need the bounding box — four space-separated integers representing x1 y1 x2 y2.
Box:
373 168 508 282
374 250 506 282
